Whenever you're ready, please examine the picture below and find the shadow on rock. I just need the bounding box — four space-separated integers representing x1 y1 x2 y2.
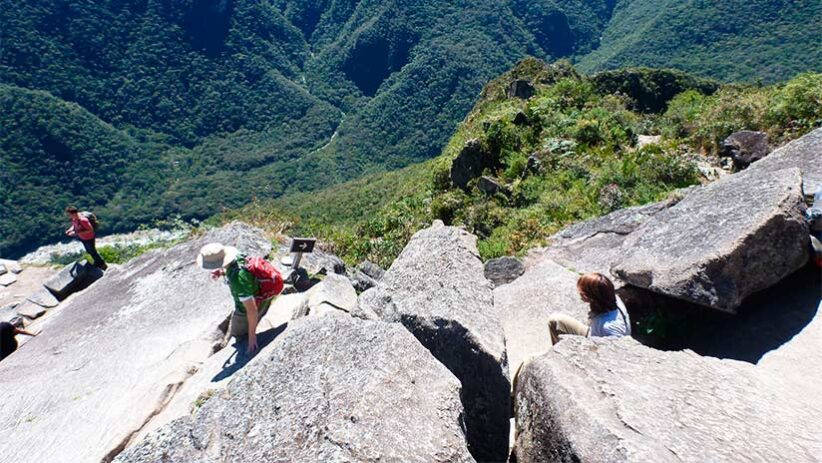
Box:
212 322 288 382
401 315 511 462
622 263 821 363
689 262 820 362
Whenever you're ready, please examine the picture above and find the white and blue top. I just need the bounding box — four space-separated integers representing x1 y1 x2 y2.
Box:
589 297 631 337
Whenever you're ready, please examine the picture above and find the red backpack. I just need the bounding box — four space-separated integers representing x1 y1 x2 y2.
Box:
244 256 284 302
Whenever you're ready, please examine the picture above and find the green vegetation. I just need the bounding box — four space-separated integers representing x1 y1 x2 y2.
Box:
578 0 822 83
660 72 822 150
591 68 720 113
3 0 820 257
49 238 187 266
228 60 822 268
193 389 216 411
1 0 609 256
0 85 175 254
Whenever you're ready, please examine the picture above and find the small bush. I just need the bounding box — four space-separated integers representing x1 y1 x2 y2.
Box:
430 161 453 192
766 73 822 136
431 191 467 224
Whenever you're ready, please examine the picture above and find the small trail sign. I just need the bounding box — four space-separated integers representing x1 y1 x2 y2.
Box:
290 238 316 254
286 238 316 271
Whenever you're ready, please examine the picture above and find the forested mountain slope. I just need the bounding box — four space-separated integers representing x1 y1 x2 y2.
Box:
0 85 174 252
232 60 822 268
2 0 820 256
578 0 822 83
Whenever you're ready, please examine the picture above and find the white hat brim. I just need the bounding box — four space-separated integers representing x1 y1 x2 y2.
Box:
197 245 240 269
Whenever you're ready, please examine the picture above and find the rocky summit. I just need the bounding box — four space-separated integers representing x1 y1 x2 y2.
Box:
0 222 270 463
116 315 473 463
614 167 808 312
2 126 821 463
513 333 822 462
360 221 510 462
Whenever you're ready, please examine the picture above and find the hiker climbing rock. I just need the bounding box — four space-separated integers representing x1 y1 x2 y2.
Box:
0 322 37 362
65 206 107 270
547 272 631 345
198 243 284 354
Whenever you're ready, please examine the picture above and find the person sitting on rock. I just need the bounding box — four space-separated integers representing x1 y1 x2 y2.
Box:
547 272 631 345
199 243 283 355
65 206 107 270
1 321 37 362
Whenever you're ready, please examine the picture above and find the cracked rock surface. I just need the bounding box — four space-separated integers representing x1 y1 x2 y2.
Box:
0 222 270 463
513 336 822 462
614 168 808 312
524 195 686 283
116 315 474 463
494 259 589 377
360 221 510 462
747 127 822 195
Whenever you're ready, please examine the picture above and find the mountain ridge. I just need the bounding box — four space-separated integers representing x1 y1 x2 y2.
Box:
2 0 821 256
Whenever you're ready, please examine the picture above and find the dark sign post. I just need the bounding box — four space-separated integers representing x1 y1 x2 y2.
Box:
289 238 316 269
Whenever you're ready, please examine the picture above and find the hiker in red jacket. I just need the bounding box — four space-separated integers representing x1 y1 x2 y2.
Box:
65 206 107 270
198 243 283 354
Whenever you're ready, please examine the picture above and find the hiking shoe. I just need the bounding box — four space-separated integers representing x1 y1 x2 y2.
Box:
97 262 108 270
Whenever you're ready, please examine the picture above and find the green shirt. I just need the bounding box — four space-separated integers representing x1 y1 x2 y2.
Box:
225 257 273 314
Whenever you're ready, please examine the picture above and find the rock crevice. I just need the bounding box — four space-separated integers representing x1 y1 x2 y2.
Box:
360 221 510 462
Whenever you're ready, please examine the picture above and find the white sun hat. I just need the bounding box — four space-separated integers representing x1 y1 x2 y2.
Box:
197 243 239 270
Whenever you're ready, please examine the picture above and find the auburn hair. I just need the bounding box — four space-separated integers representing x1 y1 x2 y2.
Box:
577 273 617 315
65 206 79 214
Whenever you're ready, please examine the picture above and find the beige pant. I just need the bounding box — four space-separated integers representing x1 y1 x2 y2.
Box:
548 312 589 345
228 305 270 338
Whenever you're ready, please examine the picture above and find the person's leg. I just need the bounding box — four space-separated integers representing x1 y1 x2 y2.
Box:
228 310 248 340
81 238 106 268
257 304 270 322
227 303 271 339
548 312 589 345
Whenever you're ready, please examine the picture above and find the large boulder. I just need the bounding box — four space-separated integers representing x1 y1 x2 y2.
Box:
307 273 357 313
0 222 270 463
26 287 59 309
43 261 102 300
613 168 808 312
513 336 819 462
292 273 358 318
494 259 588 377
526 195 686 280
450 138 492 190
747 127 822 196
128 293 313 444
115 316 474 463
720 130 770 168
484 256 525 287
359 221 510 461
507 79 536 99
